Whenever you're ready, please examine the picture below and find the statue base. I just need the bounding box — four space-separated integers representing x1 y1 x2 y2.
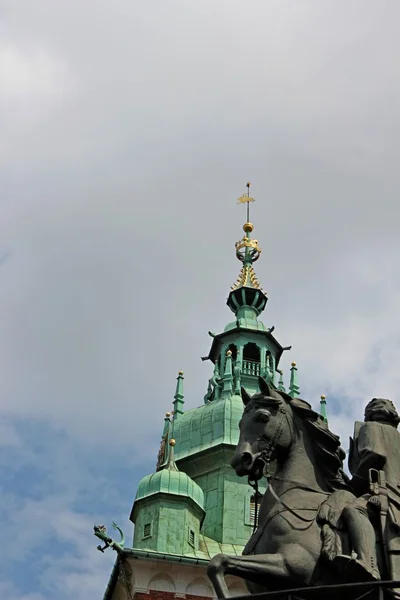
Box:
235 580 400 600
332 554 380 583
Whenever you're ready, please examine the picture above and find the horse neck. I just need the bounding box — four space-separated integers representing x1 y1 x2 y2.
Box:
274 411 327 492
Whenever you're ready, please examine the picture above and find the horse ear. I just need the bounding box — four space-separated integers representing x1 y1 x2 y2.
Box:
241 386 252 406
258 376 272 397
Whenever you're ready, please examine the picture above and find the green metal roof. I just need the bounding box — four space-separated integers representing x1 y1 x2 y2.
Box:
223 318 268 332
172 394 243 460
135 467 205 510
126 534 244 562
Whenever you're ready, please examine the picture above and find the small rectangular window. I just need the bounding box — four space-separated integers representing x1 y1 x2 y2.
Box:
143 522 152 538
250 493 263 527
188 529 195 547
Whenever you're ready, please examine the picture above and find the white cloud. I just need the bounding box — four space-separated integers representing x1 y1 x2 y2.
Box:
0 432 121 600
0 43 70 100
0 492 116 600
0 581 46 600
0 420 21 447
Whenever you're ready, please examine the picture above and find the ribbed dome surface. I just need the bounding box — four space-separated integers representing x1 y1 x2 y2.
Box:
172 394 244 460
135 468 205 510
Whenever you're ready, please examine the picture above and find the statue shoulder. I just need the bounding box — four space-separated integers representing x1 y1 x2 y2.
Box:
354 420 388 447
352 421 365 441
349 421 364 475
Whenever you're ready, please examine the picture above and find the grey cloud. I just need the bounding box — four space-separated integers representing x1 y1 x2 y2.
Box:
1 0 400 451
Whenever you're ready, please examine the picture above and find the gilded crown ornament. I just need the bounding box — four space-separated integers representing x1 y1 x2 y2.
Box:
235 236 261 259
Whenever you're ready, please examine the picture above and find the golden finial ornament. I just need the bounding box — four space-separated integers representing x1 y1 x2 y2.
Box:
291 361 297 367
169 439 176 446
321 395 326 400
237 182 255 223
178 370 184 376
235 237 261 254
226 349 232 356
237 194 255 204
165 412 171 418
234 182 262 262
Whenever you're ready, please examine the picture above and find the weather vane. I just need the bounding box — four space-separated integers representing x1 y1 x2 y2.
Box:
237 182 255 223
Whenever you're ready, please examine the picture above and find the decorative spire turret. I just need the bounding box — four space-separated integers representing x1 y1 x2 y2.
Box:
320 394 328 424
156 411 171 470
173 371 184 419
165 438 179 472
277 370 286 393
289 361 300 398
227 183 267 320
163 412 171 436
222 349 233 398
202 183 292 396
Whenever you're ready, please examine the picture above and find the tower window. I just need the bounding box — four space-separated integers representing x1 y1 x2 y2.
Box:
143 522 152 538
227 344 238 361
242 343 261 376
188 529 195 547
243 342 260 362
250 493 263 527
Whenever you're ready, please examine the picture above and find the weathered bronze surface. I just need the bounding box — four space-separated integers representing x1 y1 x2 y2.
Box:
207 378 400 599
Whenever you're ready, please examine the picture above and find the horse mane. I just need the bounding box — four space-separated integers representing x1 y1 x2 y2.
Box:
246 381 350 491
289 397 350 491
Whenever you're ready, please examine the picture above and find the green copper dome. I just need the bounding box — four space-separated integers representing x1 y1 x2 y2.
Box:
135 466 205 510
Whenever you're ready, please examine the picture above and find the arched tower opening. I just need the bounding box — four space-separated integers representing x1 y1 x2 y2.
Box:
242 342 260 376
227 343 238 361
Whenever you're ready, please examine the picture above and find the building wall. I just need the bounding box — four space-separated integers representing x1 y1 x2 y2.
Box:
180 457 266 546
133 497 202 554
117 557 248 600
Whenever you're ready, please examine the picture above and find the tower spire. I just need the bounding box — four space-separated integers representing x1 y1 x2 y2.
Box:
173 371 184 418
289 361 300 398
227 183 267 320
277 370 286 393
166 438 179 472
237 181 255 223
320 394 328 424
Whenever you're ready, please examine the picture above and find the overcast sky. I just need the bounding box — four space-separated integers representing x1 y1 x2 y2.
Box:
2 1 400 598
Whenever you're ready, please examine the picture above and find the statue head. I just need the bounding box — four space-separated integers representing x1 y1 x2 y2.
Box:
364 398 400 427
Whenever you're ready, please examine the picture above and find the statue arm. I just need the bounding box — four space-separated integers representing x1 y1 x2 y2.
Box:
350 452 386 496
350 424 386 493
357 450 386 478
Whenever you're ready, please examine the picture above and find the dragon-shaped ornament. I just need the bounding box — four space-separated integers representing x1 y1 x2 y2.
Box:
94 522 125 553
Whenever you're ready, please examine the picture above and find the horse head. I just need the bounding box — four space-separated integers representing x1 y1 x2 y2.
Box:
231 376 293 481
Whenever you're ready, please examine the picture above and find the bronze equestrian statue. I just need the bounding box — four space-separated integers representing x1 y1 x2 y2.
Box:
338 398 400 584
207 378 400 598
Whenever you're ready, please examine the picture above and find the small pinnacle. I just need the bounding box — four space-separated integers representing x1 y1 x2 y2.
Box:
169 439 176 446
226 349 232 356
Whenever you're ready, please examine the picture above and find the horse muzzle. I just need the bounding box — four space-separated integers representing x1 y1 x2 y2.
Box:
231 451 264 479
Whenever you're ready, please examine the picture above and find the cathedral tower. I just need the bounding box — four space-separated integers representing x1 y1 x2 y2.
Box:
96 185 327 600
